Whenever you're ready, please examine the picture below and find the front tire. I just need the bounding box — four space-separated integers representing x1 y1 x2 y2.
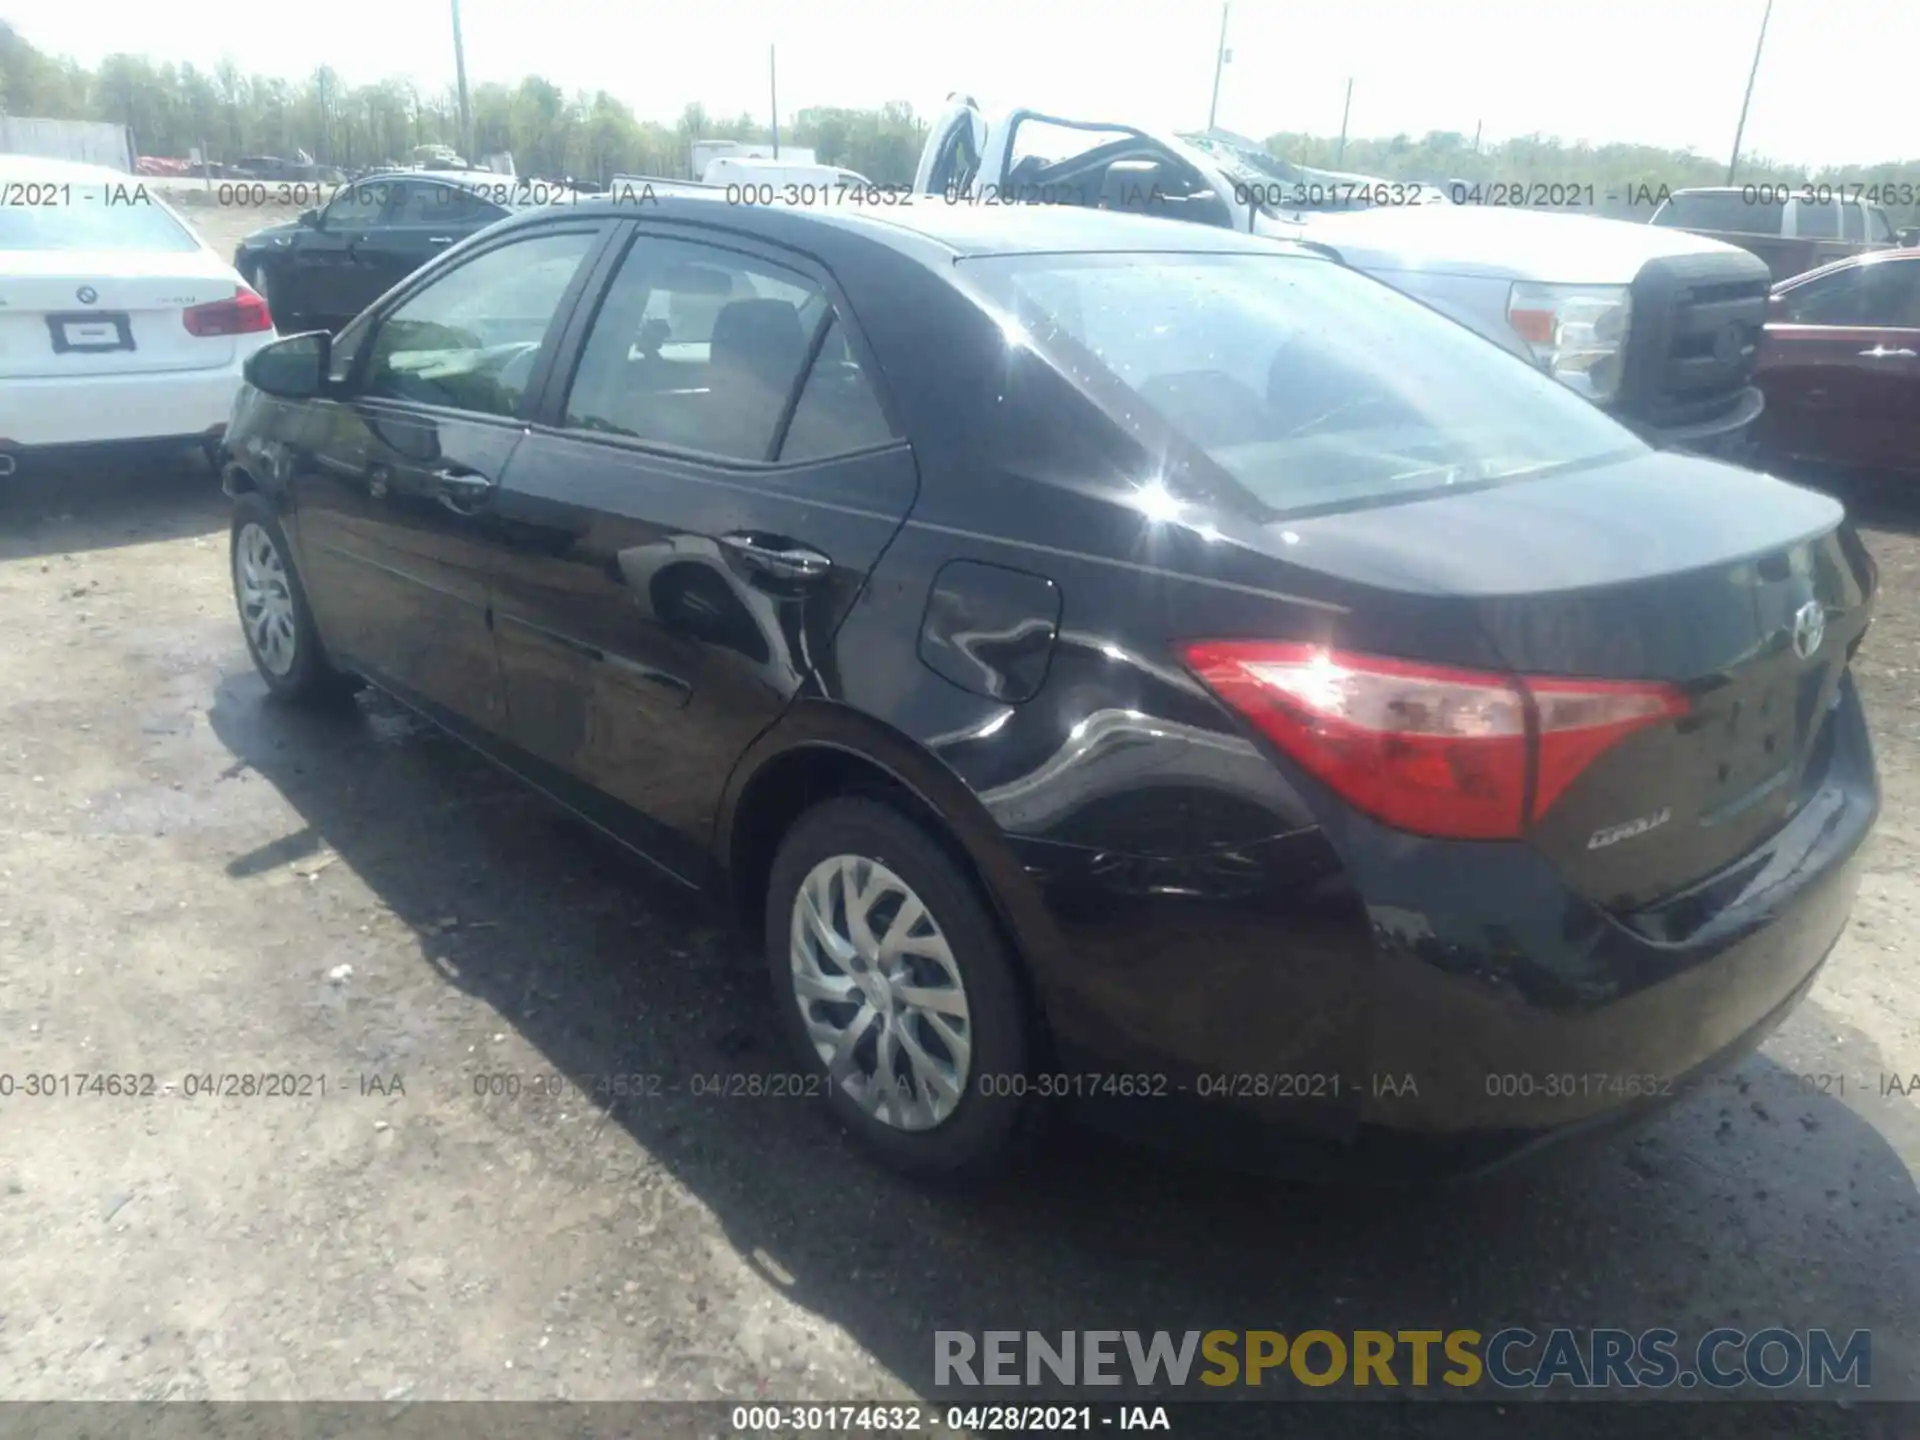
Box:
229 492 359 705
765 797 1035 1179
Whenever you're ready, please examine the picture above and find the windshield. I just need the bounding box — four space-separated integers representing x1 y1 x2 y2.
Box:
962 252 1644 518
0 185 200 252
1179 131 1451 213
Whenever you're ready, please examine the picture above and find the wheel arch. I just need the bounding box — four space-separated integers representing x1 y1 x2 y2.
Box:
717 700 1066 1052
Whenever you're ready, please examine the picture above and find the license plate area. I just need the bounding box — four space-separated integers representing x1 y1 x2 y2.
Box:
1701 666 1827 820
46 312 135 354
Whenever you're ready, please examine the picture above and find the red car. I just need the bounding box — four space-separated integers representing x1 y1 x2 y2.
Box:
1754 248 1920 476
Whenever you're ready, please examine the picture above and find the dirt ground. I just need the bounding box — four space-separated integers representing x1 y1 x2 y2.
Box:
2 201 1919 1431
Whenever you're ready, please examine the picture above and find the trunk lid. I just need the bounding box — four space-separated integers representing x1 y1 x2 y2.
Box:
0 249 242 379
1274 451 1875 910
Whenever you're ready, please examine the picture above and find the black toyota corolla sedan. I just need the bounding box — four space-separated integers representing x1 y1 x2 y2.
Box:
220 194 1879 1182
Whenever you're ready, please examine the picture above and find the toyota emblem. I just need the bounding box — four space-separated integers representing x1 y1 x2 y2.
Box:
1791 600 1825 660
76 285 99 305
1713 323 1746 364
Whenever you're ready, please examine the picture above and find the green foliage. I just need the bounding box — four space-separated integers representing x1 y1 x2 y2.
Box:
0 26 930 183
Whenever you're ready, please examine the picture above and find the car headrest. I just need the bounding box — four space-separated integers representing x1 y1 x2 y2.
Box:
710 299 806 390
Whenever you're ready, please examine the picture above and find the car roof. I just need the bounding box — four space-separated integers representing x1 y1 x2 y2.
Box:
1774 245 1920 289
0 156 137 183
500 191 1317 262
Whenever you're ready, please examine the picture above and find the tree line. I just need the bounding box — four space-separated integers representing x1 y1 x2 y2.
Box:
4 19 1916 220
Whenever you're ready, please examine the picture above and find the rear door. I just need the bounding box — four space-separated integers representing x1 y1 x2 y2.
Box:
364 179 507 306
489 222 916 881
0 188 243 379
1757 254 1920 470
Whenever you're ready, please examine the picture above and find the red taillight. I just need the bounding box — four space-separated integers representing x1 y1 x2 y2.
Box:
1181 642 1687 840
183 286 272 337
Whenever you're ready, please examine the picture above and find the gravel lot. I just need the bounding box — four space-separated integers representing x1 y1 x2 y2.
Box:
1 201 1918 1433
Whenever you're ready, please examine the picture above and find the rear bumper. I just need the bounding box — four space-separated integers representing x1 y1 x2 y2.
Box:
1020 679 1878 1182
0 349 267 450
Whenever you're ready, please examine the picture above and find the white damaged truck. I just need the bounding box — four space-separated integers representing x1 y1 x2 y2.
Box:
913 101 1772 455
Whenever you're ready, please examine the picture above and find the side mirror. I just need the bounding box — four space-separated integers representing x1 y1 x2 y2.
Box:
245 332 332 400
299 207 322 229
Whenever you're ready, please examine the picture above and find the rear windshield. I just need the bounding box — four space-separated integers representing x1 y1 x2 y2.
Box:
0 186 200 253
1652 192 1782 236
961 252 1643 517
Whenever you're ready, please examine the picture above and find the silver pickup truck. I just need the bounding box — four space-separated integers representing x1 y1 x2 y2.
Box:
913 100 1773 455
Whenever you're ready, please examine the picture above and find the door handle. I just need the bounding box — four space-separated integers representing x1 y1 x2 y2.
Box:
428 236 454 246
718 531 831 581
1859 345 1917 358
432 468 498 514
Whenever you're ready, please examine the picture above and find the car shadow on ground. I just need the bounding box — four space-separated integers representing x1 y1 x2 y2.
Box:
0 449 226 560
206 676 1920 1428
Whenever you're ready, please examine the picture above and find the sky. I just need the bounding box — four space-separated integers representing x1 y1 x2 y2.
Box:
7 0 1915 167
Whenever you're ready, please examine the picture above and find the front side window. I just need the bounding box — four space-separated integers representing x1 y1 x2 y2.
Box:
1868 208 1897 243
962 251 1644 518
324 181 389 229
388 182 494 228
564 236 844 460
1779 259 1920 327
360 228 596 415
1651 192 1781 235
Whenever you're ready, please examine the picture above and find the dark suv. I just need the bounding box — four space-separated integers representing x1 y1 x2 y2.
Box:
220 195 1878 1182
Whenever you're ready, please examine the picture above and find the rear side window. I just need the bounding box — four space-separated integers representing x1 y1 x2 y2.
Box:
360 229 596 415
779 319 895 460
1842 202 1866 242
963 252 1642 518
0 185 199 252
1653 192 1781 235
1795 200 1840 239
565 235 888 462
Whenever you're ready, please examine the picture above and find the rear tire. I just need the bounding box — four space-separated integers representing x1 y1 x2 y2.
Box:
765 797 1035 1179
229 491 361 706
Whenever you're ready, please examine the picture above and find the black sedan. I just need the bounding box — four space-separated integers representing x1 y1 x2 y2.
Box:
233 170 531 335
219 194 1879 1182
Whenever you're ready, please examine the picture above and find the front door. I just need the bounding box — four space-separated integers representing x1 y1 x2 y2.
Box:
1758 254 1920 471
489 225 917 881
287 179 389 327
286 221 611 733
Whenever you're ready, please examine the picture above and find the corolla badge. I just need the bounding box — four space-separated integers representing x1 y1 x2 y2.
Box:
75 285 98 305
1587 808 1671 851
1792 600 1825 660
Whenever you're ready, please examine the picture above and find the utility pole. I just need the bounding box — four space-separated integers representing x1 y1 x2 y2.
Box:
451 0 474 162
1206 3 1230 131
770 46 779 158
1336 78 1354 167
1726 0 1773 185
1472 118 1482 155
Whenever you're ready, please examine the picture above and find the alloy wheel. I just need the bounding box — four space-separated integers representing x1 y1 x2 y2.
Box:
789 854 973 1130
234 521 298 676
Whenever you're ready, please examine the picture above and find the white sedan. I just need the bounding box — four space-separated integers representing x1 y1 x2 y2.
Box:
0 157 278 476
